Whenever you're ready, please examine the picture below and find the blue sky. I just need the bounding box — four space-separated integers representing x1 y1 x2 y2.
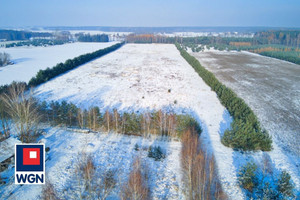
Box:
1 0 300 27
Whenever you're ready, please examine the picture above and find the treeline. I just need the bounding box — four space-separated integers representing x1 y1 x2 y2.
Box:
254 30 300 47
126 34 176 43
180 35 300 65
179 31 300 48
38 100 202 138
0 82 28 95
5 39 67 48
28 42 124 86
0 82 201 141
205 43 300 65
0 30 52 41
176 43 272 151
76 33 109 42
259 51 300 65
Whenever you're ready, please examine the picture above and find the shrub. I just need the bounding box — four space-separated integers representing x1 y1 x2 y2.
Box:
238 162 258 193
238 161 295 199
134 143 139 151
0 52 11 67
148 146 165 161
277 171 295 198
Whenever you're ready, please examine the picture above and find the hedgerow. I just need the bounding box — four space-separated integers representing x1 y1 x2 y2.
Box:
176 43 272 151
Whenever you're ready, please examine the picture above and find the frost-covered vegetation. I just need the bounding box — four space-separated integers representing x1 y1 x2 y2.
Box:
181 128 227 199
238 160 295 199
176 43 272 151
0 82 229 199
38 100 201 138
0 52 11 67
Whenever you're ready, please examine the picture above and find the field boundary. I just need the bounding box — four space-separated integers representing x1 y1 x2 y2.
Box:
176 43 272 151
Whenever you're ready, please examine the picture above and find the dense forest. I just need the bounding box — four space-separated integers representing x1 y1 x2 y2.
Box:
254 30 300 47
0 30 52 41
176 43 272 151
76 33 109 42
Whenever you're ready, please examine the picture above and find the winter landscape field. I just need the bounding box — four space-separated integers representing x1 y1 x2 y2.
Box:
0 42 117 85
27 43 297 198
1 0 300 199
191 50 300 156
0 38 299 199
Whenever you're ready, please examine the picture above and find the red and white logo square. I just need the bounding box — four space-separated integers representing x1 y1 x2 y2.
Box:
23 148 40 165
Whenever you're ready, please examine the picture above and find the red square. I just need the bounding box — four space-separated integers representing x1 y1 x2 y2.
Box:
23 148 40 165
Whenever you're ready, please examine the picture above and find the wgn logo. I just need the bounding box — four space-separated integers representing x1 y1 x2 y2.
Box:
15 144 45 184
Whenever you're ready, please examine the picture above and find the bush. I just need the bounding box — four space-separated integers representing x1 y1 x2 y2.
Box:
238 162 295 199
134 143 139 151
148 146 165 161
0 52 11 67
277 171 295 198
238 162 258 193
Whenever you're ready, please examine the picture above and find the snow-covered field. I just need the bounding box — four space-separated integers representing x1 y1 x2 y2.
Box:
34 43 249 198
0 128 183 199
0 42 118 85
191 50 300 192
2 44 298 199
191 50 300 155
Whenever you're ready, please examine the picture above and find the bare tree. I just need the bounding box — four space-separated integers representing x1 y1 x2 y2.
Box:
95 169 117 200
113 109 119 133
0 98 10 139
121 157 150 200
0 52 11 67
1 83 40 142
181 128 227 200
104 110 110 133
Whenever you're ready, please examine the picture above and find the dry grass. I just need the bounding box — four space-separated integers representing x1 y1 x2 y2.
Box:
41 181 60 200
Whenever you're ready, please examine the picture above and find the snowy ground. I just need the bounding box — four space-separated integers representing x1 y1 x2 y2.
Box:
191 50 300 193
0 42 118 85
34 43 249 198
0 128 183 200
2 44 298 199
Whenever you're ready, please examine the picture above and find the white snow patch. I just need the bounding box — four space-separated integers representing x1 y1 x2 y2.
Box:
0 42 118 85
